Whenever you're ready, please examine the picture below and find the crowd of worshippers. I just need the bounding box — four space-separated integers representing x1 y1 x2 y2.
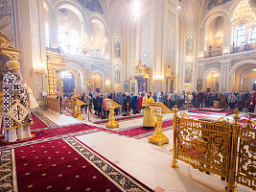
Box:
61 91 256 118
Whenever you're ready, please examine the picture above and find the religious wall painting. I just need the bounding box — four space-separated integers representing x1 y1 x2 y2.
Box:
0 0 15 46
207 0 232 10
185 62 193 83
185 33 194 56
113 37 121 58
77 0 103 15
114 64 121 84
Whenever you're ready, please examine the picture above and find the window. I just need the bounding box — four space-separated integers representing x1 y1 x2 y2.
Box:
237 26 246 46
250 27 256 43
58 27 69 54
58 27 78 55
69 30 77 55
45 24 50 47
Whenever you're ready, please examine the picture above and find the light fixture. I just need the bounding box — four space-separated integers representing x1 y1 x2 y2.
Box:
231 0 255 26
154 75 164 80
134 0 140 22
215 31 224 39
60 70 73 79
77 35 94 55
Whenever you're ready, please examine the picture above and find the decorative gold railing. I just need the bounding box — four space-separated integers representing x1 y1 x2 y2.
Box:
236 119 256 191
171 107 256 192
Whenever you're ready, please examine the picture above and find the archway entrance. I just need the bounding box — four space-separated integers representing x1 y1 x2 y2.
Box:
232 64 256 92
205 71 219 92
93 73 103 93
56 69 75 96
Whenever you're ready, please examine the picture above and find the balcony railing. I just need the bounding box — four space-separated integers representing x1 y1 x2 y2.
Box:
203 43 256 58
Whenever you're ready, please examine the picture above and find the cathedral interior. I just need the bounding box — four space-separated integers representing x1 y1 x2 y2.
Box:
0 0 256 192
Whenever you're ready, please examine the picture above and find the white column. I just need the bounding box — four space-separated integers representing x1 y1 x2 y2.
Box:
19 0 34 91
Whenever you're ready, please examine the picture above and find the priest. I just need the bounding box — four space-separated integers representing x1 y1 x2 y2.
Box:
3 60 33 142
142 92 155 129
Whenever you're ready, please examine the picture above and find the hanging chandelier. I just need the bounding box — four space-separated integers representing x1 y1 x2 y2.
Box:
77 35 94 55
231 0 255 26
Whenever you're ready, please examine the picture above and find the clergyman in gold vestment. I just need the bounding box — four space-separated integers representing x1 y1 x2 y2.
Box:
143 92 155 129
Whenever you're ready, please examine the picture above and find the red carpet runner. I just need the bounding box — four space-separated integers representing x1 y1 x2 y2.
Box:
1 137 153 192
0 112 57 134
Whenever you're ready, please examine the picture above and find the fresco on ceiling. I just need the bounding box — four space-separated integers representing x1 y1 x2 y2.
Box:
207 0 232 10
77 0 103 15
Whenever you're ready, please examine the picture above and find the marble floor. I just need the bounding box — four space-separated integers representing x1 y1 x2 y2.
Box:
38 109 253 192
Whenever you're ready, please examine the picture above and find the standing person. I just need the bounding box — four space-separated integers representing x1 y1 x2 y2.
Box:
142 92 155 129
228 93 236 110
131 93 138 114
248 93 255 113
122 92 131 116
153 92 157 102
237 92 244 112
93 93 98 115
3 60 33 142
137 93 143 113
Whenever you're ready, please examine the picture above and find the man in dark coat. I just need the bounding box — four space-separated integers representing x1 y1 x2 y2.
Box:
123 93 131 116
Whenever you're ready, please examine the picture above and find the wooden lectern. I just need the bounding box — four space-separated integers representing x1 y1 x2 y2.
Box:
148 102 173 146
104 99 122 129
72 97 87 120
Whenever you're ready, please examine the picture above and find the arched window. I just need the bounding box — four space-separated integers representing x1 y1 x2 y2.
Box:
69 30 78 55
58 27 69 53
237 26 246 46
58 27 78 55
250 27 256 43
45 23 50 47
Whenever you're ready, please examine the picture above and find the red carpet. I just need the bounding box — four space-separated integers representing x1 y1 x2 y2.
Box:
0 113 57 134
0 124 100 148
94 114 144 124
188 109 234 116
3 137 153 192
117 119 173 138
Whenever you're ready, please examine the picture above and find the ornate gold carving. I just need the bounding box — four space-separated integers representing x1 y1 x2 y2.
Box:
135 60 145 75
236 119 256 190
180 112 191 119
176 117 232 178
105 99 122 129
148 102 172 146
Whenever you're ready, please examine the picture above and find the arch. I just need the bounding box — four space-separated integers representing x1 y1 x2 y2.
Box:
229 60 256 76
203 68 221 92
88 14 108 32
201 9 228 28
53 1 87 24
91 69 105 80
202 11 227 51
65 62 84 90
